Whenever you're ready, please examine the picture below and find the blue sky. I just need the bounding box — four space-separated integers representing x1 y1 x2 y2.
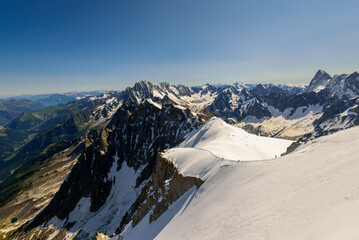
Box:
1 0 359 97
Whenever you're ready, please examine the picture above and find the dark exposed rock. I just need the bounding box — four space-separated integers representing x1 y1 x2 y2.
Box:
208 87 241 112
305 70 332 92
126 154 203 230
234 98 271 121
263 91 328 113
20 101 210 235
281 141 301 156
250 84 284 96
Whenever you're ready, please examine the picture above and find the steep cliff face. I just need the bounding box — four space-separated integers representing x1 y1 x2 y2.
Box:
13 101 210 239
304 70 332 93
130 154 203 229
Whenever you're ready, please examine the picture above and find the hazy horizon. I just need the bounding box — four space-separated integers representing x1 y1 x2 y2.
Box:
3 68 359 98
0 73 313 99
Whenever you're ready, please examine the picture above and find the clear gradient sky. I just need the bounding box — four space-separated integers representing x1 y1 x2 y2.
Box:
1 0 359 97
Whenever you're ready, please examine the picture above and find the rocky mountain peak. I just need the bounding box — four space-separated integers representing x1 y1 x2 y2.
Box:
18 101 211 238
315 70 331 78
158 82 171 91
250 83 283 96
347 71 359 80
305 70 332 92
133 80 154 94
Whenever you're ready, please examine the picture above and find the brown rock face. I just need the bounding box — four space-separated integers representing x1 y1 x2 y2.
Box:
131 153 203 227
281 141 301 156
94 232 110 240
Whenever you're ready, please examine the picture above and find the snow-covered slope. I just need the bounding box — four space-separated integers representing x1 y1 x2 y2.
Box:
237 103 324 140
176 117 292 161
121 123 359 240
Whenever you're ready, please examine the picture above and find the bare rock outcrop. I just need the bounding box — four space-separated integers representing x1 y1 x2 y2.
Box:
131 153 203 227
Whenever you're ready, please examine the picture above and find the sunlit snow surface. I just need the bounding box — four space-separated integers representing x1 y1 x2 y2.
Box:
160 118 292 180
120 119 359 240
177 117 292 161
46 159 146 239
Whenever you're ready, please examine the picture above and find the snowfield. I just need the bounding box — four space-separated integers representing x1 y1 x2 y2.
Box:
176 117 292 161
120 119 359 240
159 117 292 181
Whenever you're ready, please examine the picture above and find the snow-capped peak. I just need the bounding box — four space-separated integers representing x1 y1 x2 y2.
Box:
305 70 332 93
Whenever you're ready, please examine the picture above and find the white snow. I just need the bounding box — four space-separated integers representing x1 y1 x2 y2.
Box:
238 112 323 140
120 122 359 240
163 148 221 180
75 160 146 236
145 98 162 109
159 117 292 180
158 86 217 112
152 89 166 99
49 159 146 239
119 187 197 240
305 71 332 93
175 117 292 161
236 104 324 140
264 103 323 120
173 104 187 110
67 197 92 223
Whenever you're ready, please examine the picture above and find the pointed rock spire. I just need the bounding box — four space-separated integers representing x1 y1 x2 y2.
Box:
305 70 332 92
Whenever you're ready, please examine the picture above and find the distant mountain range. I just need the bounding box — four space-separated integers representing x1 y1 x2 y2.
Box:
1 69 358 181
0 91 107 127
5 90 107 106
211 82 307 91
0 82 306 128
1 70 359 239
0 99 45 126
